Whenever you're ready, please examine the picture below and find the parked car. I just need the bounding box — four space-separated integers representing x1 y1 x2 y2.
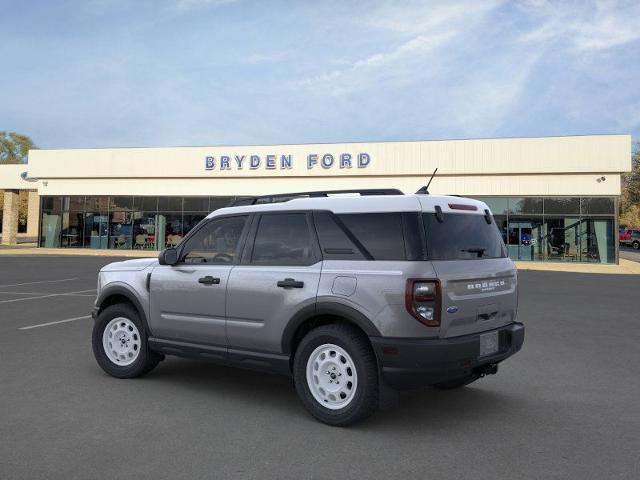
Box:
91 189 524 426
620 227 640 249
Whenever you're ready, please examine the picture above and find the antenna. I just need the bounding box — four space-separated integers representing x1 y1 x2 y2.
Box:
416 168 438 194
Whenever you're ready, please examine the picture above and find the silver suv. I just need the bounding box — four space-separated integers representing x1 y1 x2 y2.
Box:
92 190 524 426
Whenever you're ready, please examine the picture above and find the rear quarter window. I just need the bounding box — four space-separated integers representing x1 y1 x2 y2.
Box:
327 213 407 260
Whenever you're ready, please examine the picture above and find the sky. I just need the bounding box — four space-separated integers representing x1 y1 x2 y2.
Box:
1 0 639 149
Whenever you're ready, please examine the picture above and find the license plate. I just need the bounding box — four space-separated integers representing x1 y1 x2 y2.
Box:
479 331 499 357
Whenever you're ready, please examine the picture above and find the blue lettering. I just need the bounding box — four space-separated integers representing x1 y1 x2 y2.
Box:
205 156 215 170
321 154 334 169
357 153 370 168
220 155 231 170
339 153 352 168
307 154 318 169
280 154 292 169
250 155 261 169
266 154 276 169
235 155 246 169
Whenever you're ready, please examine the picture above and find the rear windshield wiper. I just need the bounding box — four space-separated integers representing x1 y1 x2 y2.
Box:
461 247 487 258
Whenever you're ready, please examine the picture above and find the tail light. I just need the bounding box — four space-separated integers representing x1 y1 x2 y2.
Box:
405 279 441 327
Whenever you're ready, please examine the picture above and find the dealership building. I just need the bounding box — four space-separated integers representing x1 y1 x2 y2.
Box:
0 134 632 263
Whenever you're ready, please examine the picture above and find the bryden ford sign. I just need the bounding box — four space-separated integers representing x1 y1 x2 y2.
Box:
205 153 371 171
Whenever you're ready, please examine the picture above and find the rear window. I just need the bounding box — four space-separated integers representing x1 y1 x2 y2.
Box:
423 213 506 260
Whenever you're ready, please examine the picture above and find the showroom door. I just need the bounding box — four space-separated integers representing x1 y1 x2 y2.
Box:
508 220 542 261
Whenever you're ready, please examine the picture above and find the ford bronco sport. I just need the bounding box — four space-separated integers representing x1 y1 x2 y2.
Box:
92 189 524 426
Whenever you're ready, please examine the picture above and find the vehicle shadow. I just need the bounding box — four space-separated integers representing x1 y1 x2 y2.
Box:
139 357 526 431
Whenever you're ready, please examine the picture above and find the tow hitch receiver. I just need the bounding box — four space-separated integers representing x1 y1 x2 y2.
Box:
474 363 499 378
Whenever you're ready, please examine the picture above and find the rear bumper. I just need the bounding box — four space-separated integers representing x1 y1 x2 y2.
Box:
370 322 525 389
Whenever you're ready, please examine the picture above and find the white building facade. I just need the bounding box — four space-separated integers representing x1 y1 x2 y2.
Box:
0 134 632 263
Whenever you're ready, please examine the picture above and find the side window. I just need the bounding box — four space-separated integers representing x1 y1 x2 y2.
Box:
251 213 315 266
337 213 406 260
181 216 247 264
313 211 366 260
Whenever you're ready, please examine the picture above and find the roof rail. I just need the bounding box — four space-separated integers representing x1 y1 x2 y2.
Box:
228 188 404 207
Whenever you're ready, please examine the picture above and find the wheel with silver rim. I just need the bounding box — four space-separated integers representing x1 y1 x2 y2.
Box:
92 303 162 378
102 317 141 366
305 343 358 410
293 324 379 426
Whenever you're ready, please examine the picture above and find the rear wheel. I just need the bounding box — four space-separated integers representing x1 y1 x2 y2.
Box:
293 324 379 426
92 303 162 378
633 241 640 250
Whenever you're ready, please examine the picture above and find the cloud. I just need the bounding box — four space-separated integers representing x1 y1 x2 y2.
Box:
296 0 505 96
297 31 455 95
519 0 640 51
369 0 505 35
440 51 542 136
239 51 289 65
171 0 239 12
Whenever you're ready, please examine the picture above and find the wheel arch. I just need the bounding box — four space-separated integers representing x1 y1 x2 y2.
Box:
282 302 381 357
96 285 151 334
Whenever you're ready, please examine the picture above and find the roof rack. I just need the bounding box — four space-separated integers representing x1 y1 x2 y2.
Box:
228 188 404 207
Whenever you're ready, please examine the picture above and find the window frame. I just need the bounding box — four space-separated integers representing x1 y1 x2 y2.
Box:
241 211 322 267
176 213 251 265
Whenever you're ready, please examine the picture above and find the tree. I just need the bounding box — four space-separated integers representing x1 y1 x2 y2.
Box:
0 131 36 164
619 142 640 227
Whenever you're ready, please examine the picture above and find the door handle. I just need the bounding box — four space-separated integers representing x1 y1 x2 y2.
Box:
198 276 220 285
277 278 304 288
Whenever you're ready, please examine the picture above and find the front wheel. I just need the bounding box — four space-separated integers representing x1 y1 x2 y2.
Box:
92 303 162 378
293 324 379 426
633 241 640 250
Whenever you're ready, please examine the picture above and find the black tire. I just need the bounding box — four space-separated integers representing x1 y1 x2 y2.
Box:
92 303 162 379
432 375 479 390
293 324 379 427
633 241 640 250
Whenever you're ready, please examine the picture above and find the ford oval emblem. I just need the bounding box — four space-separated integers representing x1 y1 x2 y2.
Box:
446 306 459 314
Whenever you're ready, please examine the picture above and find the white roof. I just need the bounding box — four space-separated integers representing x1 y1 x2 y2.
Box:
207 194 490 218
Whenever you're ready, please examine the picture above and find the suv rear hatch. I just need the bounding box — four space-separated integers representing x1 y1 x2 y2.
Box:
421 206 517 339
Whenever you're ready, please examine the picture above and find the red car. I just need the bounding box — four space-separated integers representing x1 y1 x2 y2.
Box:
620 227 640 249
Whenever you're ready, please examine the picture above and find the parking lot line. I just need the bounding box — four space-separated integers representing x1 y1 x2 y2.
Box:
0 278 79 288
18 315 92 330
0 289 96 304
0 290 95 296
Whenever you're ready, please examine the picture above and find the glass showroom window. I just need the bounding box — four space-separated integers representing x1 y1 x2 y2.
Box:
133 212 157 250
471 196 616 264
84 196 109 249
543 217 581 261
40 196 63 247
508 218 544 262
109 211 133 249
580 218 614 263
61 196 84 248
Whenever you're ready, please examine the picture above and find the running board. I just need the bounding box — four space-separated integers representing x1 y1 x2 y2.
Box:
148 337 291 376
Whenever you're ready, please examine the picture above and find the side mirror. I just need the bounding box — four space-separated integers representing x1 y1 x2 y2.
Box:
158 248 178 266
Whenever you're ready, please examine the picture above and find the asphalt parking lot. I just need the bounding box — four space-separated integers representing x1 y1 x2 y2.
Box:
1 256 639 480
620 245 640 263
